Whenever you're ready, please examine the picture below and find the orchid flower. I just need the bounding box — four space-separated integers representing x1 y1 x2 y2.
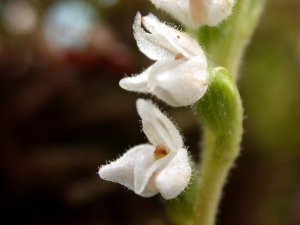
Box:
119 12 209 107
99 99 191 200
150 0 235 27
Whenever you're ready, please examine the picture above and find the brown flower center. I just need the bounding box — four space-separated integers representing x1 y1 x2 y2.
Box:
154 144 169 159
175 53 184 60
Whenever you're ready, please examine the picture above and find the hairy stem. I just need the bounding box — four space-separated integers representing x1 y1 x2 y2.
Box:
193 68 243 225
193 131 240 225
165 1 267 225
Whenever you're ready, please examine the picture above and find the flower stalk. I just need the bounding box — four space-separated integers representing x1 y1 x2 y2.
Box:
193 67 243 225
165 67 243 225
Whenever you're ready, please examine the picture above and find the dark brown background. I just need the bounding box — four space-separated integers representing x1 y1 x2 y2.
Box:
0 0 300 224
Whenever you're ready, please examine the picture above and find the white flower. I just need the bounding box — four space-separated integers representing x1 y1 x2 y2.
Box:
150 0 235 27
119 12 209 107
99 99 191 200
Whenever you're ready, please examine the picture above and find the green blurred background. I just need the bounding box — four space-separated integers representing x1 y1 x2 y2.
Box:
0 0 299 224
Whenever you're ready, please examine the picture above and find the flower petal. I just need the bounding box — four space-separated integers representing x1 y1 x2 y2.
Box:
149 56 209 107
133 12 174 60
134 148 176 194
141 13 205 59
150 0 193 27
189 0 235 26
119 66 152 93
134 12 206 60
189 0 208 26
206 0 235 26
136 99 183 151
98 144 157 197
155 148 191 199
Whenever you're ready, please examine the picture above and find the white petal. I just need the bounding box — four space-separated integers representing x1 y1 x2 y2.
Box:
133 12 174 60
165 27 207 59
136 99 183 151
155 148 191 200
206 0 235 26
146 58 173 92
189 0 208 26
141 13 201 59
134 148 176 194
150 0 194 27
135 13 206 59
189 0 235 26
149 56 209 107
98 144 157 197
119 66 152 93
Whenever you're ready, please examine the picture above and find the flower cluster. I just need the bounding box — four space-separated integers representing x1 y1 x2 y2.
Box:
99 0 234 199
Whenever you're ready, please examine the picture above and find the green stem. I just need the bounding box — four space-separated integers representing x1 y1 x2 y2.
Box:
193 68 243 225
165 68 243 225
197 0 268 80
193 131 239 225
190 1 267 224
165 1 267 225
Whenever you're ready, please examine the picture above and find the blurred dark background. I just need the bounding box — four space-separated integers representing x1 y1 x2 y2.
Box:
0 0 299 224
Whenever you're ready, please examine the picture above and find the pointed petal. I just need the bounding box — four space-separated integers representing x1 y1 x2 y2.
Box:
150 56 209 107
119 66 152 93
155 148 191 200
136 99 183 151
98 144 157 197
133 12 174 60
